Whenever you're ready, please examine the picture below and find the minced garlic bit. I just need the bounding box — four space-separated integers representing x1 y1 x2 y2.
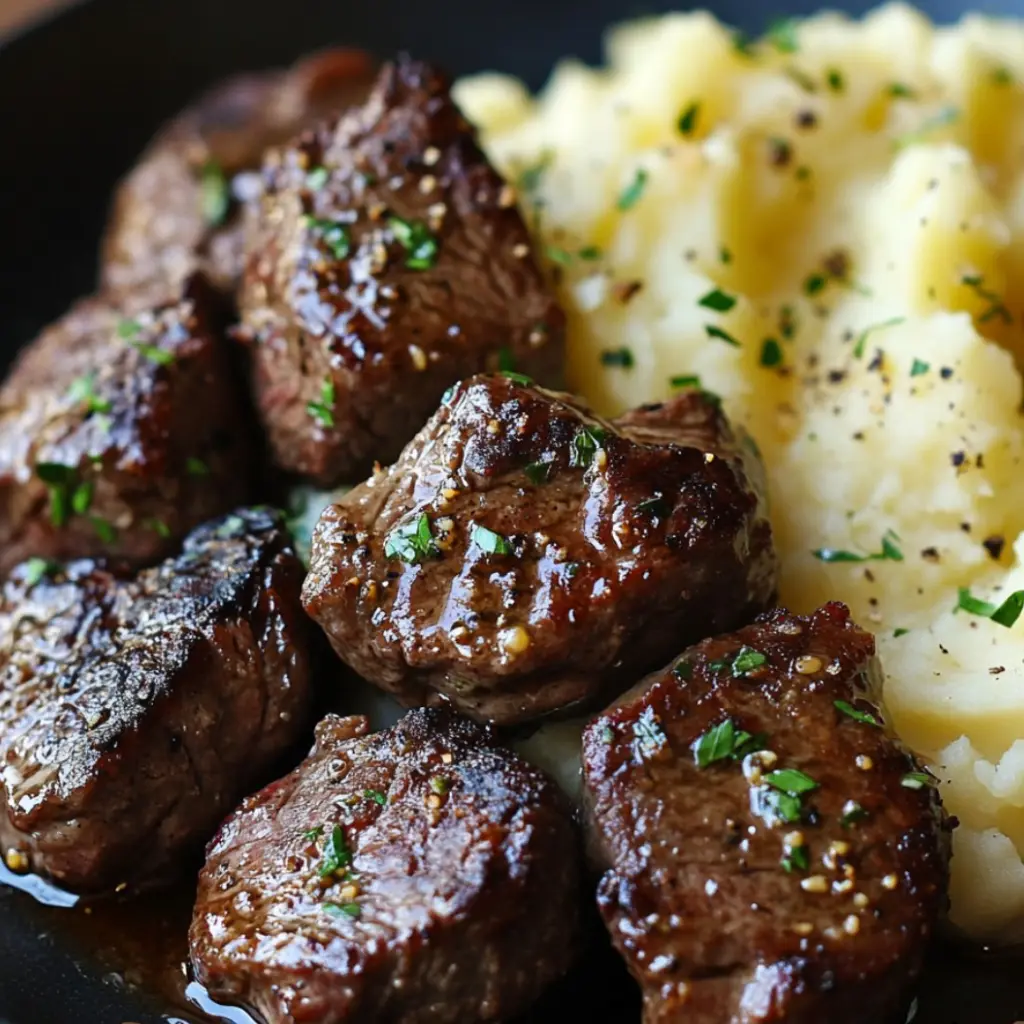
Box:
422 146 441 166
792 922 814 936
408 344 428 371
783 830 806 850
853 892 870 908
4 848 28 873
800 875 829 894
794 655 822 674
855 755 874 771
843 914 861 936
882 873 899 890
500 625 532 656
512 243 530 259
340 883 360 901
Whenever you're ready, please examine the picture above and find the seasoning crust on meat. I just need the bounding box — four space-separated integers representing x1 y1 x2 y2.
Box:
0 507 312 893
303 373 778 725
0 278 251 577
190 708 581 1023
102 49 376 304
239 56 565 485
582 603 950 1024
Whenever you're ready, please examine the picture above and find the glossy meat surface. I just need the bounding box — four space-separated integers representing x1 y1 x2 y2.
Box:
582 603 950 1024
102 49 376 304
303 374 778 725
0 278 252 577
0 508 312 893
190 708 581 1023
239 56 565 485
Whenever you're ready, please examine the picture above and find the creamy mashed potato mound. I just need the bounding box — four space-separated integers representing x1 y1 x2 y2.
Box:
455 3 1024 943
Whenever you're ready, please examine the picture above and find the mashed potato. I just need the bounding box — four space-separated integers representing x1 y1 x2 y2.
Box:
455 3 1024 942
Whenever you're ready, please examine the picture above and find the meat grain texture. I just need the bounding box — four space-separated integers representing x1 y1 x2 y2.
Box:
102 48 376 304
190 708 581 1024
0 278 251 577
582 603 950 1024
0 508 311 893
303 374 777 725
239 56 565 485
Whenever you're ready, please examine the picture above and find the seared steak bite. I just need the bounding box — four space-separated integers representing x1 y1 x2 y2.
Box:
102 49 376 303
303 374 777 725
189 708 581 1023
0 508 311 894
582 603 950 1024
0 279 251 576
238 56 565 485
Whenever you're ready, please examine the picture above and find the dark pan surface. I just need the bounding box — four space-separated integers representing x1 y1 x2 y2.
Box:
2 0 1024 1021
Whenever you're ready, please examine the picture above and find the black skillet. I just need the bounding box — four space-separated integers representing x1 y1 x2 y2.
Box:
2 0 1024 1020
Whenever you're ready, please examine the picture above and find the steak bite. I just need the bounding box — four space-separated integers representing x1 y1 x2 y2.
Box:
102 48 376 304
189 708 581 1023
582 603 950 1024
238 56 565 485
0 278 252 577
303 374 777 726
0 508 312 894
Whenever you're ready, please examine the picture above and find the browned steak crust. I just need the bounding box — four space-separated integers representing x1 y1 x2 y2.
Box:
582 603 950 1024
238 56 565 485
0 507 312 894
102 49 376 304
189 708 581 1023
302 373 778 725
0 278 253 576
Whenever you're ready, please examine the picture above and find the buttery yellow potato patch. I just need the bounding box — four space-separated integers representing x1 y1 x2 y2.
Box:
456 3 1024 942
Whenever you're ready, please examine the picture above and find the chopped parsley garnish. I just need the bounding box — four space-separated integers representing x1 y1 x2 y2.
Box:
186 456 210 476
497 347 516 372
70 480 93 516
782 845 810 872
363 790 386 805
852 316 905 359
616 169 648 211
678 101 701 136
569 425 607 469
306 166 330 190
323 902 360 918
692 717 764 767
23 557 59 587
705 324 741 347
117 318 141 341
814 530 903 563
546 245 573 266
764 768 818 795
955 587 1024 627
840 801 869 827
760 338 783 368
429 775 450 795
992 66 1014 86
888 82 917 99
826 68 845 92
309 218 352 260
501 370 534 386
318 825 353 878
901 772 934 790
673 660 693 680
388 216 439 269
834 699 880 727
766 17 799 52
145 518 171 539
961 274 1012 324
524 461 552 485
758 788 803 825
893 627 910 638
384 513 439 564
670 374 705 391
896 105 960 147
302 826 324 841
132 341 175 366
67 373 111 415
307 378 336 428
471 523 513 556
732 647 767 676
200 160 230 227
632 706 666 760
698 287 737 313
517 150 553 194
35 462 78 527
578 245 603 261
601 347 635 368
636 495 669 517
804 273 827 297
910 358 930 377
720 246 733 264
91 517 117 543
